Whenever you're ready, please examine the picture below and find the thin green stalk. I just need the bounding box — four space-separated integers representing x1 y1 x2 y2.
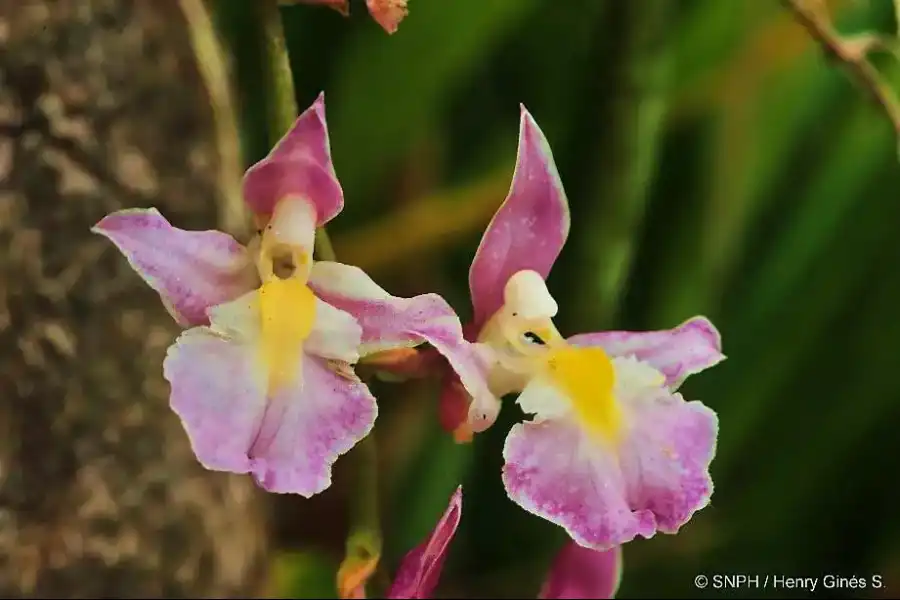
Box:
256 0 338 262
255 2 377 595
256 0 299 145
894 0 900 37
352 435 380 540
339 433 383 597
179 0 248 237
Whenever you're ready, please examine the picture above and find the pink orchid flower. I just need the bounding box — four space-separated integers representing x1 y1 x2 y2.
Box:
288 0 409 35
437 106 725 551
387 486 623 599
91 93 490 498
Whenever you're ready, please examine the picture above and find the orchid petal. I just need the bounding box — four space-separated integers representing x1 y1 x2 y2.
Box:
387 486 462 599
306 298 363 364
468 107 570 329
539 543 623 599
242 92 344 223
567 316 725 389
503 419 647 551
366 0 408 34
309 261 498 430
502 382 717 549
164 291 376 497
92 208 256 327
250 355 377 497
164 326 267 475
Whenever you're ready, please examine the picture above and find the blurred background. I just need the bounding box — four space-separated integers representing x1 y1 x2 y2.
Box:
2 0 900 598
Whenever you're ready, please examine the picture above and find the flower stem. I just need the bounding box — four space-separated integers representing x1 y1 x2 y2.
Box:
337 433 383 598
254 2 379 596
179 0 247 237
256 0 337 262
256 0 298 146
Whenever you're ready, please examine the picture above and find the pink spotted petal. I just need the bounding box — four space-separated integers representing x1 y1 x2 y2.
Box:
621 390 718 534
387 486 462 599
309 261 498 431
503 420 649 551
250 355 377 497
163 328 267 475
567 316 725 389
92 208 256 327
242 92 344 223
502 390 717 550
539 543 623 599
366 0 408 34
164 316 376 498
468 106 571 329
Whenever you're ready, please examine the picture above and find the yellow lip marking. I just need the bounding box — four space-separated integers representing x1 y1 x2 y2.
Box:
258 277 317 392
543 345 622 443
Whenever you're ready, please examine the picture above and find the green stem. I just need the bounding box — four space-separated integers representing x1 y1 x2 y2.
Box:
257 0 299 144
342 432 383 593
352 435 380 537
255 2 378 594
179 0 248 237
256 0 337 262
893 0 900 38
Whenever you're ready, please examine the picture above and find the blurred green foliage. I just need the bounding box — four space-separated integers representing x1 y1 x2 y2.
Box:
211 0 900 597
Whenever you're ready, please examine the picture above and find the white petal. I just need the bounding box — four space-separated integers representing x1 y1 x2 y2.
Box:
207 289 261 341
309 260 392 301
305 298 363 363
517 377 572 422
612 355 666 401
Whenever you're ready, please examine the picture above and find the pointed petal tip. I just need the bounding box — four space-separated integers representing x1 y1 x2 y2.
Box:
297 91 328 130
90 219 107 235
386 481 463 599
91 207 164 235
312 90 327 115
518 104 544 140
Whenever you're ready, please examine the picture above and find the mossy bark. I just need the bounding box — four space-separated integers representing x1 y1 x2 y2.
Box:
0 0 269 596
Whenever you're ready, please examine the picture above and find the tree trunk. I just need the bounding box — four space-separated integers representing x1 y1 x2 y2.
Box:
0 0 269 596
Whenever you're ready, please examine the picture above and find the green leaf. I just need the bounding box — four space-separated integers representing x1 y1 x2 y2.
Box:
715 105 894 473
